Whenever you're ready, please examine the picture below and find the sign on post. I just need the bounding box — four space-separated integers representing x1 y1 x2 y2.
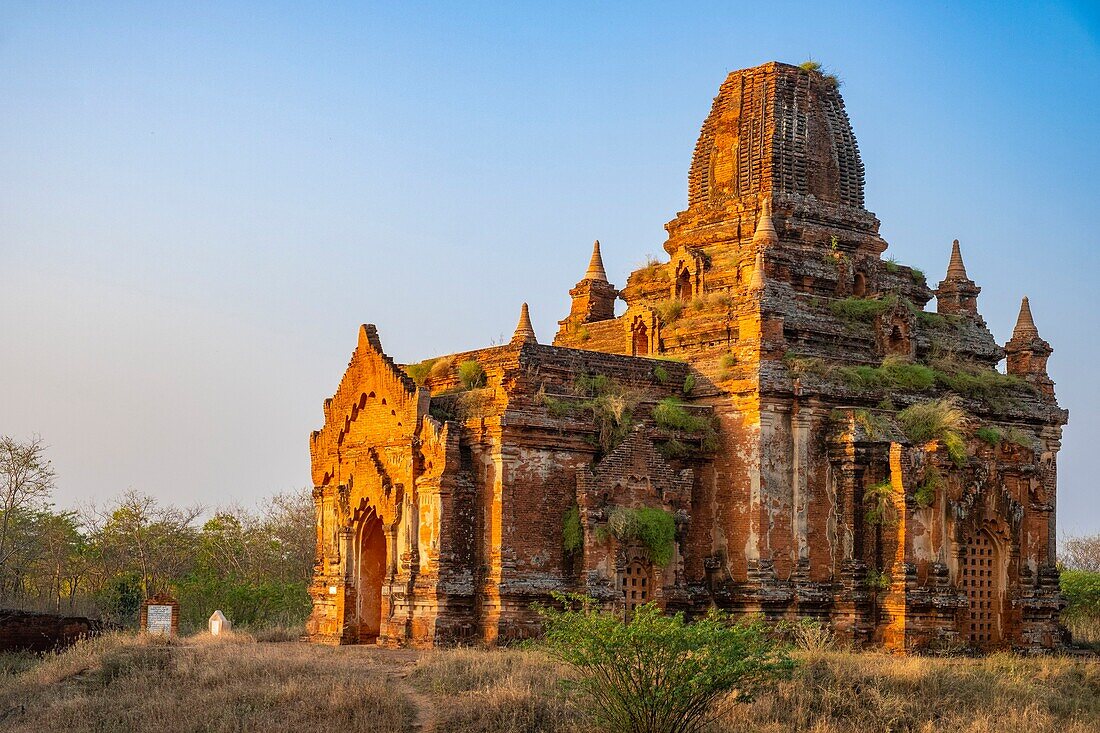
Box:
139 593 179 637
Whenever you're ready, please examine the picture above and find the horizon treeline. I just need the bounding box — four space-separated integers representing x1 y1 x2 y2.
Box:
1 436 313 630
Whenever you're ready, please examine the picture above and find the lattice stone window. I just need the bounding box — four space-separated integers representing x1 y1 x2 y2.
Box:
620 560 652 619
961 528 1001 646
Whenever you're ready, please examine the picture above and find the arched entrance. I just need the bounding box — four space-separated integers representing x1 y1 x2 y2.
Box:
960 525 1003 648
632 322 649 356
354 511 386 642
675 267 693 301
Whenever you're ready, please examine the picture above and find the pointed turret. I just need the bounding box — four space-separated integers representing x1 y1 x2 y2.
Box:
1011 296 1040 340
936 239 981 318
946 239 968 279
512 302 537 345
751 197 779 248
748 249 766 292
1005 296 1054 398
555 240 618 344
584 240 608 282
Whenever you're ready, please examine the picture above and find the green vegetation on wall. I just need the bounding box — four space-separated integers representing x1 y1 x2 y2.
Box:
563 505 583 556
603 507 676 566
897 398 968 466
457 360 486 389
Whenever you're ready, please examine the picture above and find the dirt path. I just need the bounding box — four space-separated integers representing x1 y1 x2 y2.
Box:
352 646 436 733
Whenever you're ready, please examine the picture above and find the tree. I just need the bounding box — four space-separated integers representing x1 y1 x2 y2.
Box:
536 596 793 733
83 490 201 598
1062 534 1100 573
0 436 56 603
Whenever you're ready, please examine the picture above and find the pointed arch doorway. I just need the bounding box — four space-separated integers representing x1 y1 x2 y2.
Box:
354 510 386 642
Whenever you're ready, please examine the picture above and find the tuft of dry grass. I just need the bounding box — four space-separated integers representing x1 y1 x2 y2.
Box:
409 647 578 732
0 633 413 733
718 649 1100 733
3 635 1097 733
1066 614 1100 650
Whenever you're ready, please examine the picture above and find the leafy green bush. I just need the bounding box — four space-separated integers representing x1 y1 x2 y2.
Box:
682 374 696 395
863 480 898 527
404 359 437 386
457 360 486 389
976 426 1003 446
605 507 676 566
535 596 793 733
1061 570 1100 620
898 398 968 466
656 438 690 460
563 506 583 556
914 465 943 508
910 268 926 286
653 365 670 384
865 569 892 591
653 398 710 433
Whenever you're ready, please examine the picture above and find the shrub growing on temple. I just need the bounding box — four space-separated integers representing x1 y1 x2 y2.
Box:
535 595 793 733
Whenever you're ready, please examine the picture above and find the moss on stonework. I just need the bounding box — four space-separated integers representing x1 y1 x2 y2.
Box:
830 294 896 321
562 506 582 556
976 424 1033 450
838 357 936 392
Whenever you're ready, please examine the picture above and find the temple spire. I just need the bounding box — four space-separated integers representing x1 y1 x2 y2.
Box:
946 239 968 280
936 238 981 318
584 240 608 282
748 249 766 292
512 302 537 344
1011 296 1040 341
751 197 778 247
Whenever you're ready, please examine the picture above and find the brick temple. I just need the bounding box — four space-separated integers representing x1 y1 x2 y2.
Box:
306 62 1068 652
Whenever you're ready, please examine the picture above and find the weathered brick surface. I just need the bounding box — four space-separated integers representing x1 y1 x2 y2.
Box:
0 610 101 652
309 62 1067 652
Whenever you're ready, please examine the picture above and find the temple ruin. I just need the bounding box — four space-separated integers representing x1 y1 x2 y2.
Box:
306 61 1068 652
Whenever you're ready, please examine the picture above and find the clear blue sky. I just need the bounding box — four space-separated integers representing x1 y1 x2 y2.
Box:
2 2 1098 535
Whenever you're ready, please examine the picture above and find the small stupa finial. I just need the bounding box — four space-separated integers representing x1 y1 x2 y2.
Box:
512 302 537 344
1011 296 1039 341
946 239 969 280
584 240 608 282
748 249 766 292
752 196 778 248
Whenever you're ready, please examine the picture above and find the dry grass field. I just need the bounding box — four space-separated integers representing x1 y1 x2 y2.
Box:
1 632 1097 733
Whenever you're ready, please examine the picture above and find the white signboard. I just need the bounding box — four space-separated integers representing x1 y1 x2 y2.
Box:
146 604 174 635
